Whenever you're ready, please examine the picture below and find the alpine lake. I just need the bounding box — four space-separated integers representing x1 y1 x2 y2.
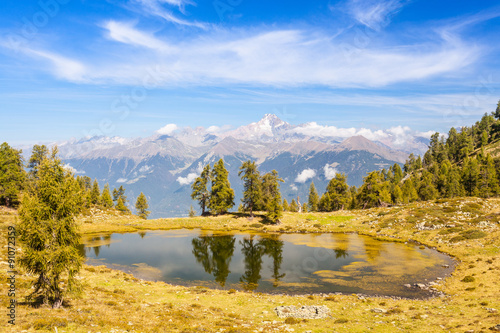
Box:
80 229 455 299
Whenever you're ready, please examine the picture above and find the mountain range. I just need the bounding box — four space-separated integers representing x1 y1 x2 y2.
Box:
50 115 430 218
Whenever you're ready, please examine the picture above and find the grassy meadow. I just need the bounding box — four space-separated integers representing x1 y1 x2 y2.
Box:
1 197 499 332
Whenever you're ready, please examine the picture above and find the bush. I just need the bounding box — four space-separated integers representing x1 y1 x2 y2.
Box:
284 317 300 324
335 318 349 324
461 276 475 283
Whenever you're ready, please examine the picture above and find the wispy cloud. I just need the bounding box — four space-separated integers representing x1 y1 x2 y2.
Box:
342 0 409 30
131 0 206 28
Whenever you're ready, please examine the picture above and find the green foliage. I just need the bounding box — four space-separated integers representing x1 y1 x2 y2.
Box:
307 182 319 212
135 192 150 219
18 147 84 308
88 179 101 206
28 144 49 177
238 160 261 216
357 171 391 209
302 202 308 213
282 199 289 212
289 199 299 212
189 205 196 217
261 170 283 223
0 142 25 207
115 196 130 214
101 183 114 208
191 164 211 215
208 159 235 215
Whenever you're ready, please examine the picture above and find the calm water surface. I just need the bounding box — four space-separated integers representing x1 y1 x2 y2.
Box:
81 229 454 298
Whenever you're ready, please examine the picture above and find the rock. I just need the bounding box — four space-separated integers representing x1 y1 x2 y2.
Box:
371 308 387 314
404 284 412 288
415 283 427 289
490 324 500 331
274 306 330 319
442 264 449 268
486 308 498 313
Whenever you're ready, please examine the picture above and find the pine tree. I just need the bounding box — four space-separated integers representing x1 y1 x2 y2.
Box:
115 196 130 214
261 170 283 223
135 192 150 219
112 185 127 203
238 160 262 217
462 157 480 196
189 205 196 217
418 171 438 201
208 159 235 215
0 142 25 207
478 154 499 198
88 179 101 206
28 144 49 177
307 182 319 212
401 178 418 203
325 173 350 210
289 199 298 212
101 184 114 208
18 147 84 308
392 185 403 204
318 192 332 212
302 203 308 213
191 164 211 215
282 199 289 211
444 166 464 198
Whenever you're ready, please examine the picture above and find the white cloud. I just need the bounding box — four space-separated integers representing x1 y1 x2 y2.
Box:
177 172 198 185
345 0 408 30
290 184 298 191
293 122 390 141
416 130 437 139
117 178 128 183
105 21 176 53
295 168 316 183
324 164 338 180
157 123 178 135
63 163 85 174
132 0 206 28
139 165 152 173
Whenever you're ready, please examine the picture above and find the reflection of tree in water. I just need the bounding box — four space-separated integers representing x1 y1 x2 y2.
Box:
138 231 147 239
260 235 285 287
334 248 348 259
239 235 265 291
240 235 286 290
79 235 113 258
192 235 235 287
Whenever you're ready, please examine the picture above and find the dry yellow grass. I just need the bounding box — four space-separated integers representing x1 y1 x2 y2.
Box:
1 198 499 332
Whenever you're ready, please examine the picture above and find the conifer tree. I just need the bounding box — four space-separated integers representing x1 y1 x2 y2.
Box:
445 166 464 198
462 157 479 196
209 159 235 215
115 196 130 214
88 179 101 206
289 199 298 212
401 178 418 203
238 160 261 217
189 205 196 217
135 192 150 219
191 164 211 215
318 192 332 212
325 173 351 210
308 182 319 212
18 147 83 308
302 203 308 213
392 185 403 204
112 185 127 203
101 184 114 208
0 142 25 207
28 144 49 177
261 170 283 223
418 171 438 201
282 199 289 211
478 154 499 198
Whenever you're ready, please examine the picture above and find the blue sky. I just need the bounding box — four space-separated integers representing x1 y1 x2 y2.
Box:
1 0 500 145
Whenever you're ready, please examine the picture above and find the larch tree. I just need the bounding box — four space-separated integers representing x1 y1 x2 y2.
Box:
88 179 101 206
208 159 235 215
18 147 84 308
282 199 289 212
289 199 298 212
135 192 150 219
261 170 284 223
191 164 211 215
325 173 350 211
307 182 319 212
101 183 114 208
115 196 130 214
238 160 262 217
28 144 49 177
0 142 25 207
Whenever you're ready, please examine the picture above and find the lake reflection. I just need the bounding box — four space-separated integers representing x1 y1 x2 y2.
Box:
81 229 454 298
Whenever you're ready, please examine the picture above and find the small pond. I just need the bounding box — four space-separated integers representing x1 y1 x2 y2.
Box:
80 229 455 298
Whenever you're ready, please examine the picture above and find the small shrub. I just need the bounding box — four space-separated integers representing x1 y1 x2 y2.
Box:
33 318 68 330
461 276 475 283
249 223 261 228
284 317 300 324
113 289 125 294
324 296 336 301
313 223 322 228
335 318 349 324
228 289 236 294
